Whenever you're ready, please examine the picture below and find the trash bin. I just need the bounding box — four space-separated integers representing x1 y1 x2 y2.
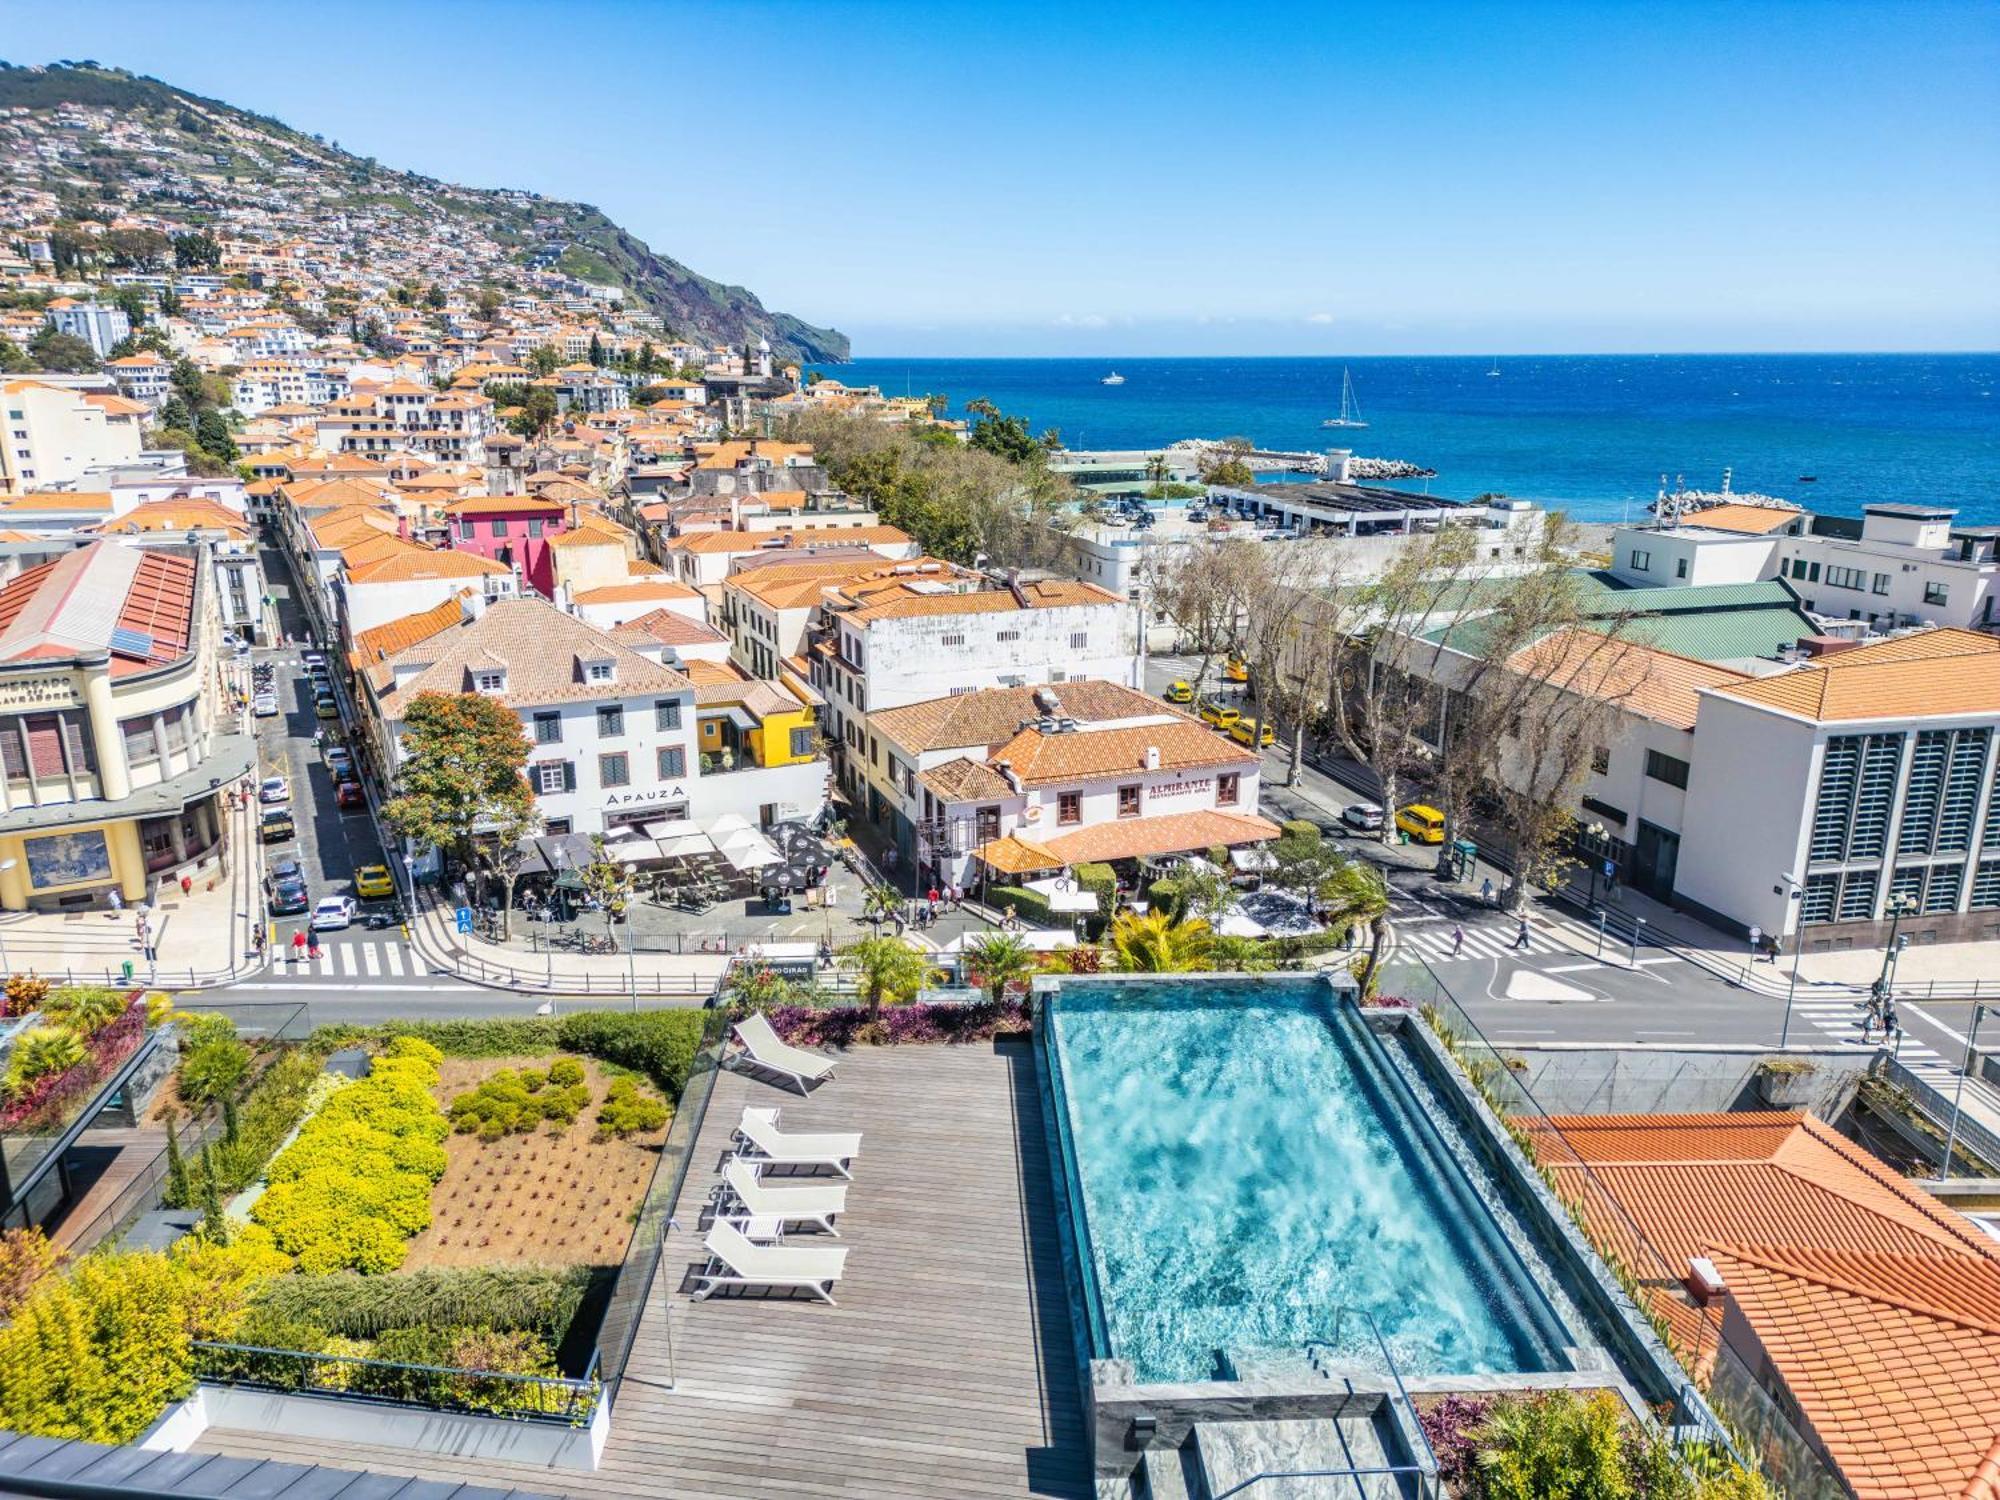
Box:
120 960 135 981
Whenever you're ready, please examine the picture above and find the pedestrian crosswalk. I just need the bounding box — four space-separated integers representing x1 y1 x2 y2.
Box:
1779 992 1957 1078
262 939 436 983
1387 918 1562 966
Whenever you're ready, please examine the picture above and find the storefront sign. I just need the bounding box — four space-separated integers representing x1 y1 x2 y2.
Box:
1146 777 1213 801
0 674 78 710
603 784 691 808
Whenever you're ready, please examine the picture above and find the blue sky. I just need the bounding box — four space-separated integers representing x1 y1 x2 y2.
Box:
8 0 1997 355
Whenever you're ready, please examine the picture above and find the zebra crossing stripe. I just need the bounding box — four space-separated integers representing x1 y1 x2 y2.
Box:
361 946 380 977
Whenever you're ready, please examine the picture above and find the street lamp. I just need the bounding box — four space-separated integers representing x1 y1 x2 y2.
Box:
623 862 641 1010
1627 914 1647 968
1875 892 1918 1000
1777 873 1806 1048
1939 1003 1992 1182
1582 821 1607 905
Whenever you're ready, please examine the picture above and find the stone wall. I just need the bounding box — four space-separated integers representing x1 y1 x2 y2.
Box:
1504 1044 1867 1120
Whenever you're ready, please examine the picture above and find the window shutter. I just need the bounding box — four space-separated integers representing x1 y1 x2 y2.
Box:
563 762 577 793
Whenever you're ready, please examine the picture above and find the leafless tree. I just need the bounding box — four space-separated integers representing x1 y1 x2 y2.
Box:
1152 537 1263 700
1239 539 1362 786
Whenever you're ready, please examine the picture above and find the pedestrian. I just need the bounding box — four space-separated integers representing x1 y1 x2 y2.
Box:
291 929 306 963
949 882 961 911
307 933 321 962
1512 917 1531 950
107 887 124 917
1480 878 1494 907
1451 925 1465 957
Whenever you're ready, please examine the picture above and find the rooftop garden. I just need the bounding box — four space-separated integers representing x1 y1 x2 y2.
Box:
0 1007 709 1442
0 978 151 1141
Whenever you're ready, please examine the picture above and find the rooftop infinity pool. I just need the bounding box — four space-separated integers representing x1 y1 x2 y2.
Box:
1042 978 1573 1383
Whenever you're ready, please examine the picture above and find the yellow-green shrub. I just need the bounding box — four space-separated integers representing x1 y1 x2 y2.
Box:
595 1076 667 1138
249 1048 447 1275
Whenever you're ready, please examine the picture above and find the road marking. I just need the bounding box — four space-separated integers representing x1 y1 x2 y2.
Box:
361 946 380 976
384 946 406 976
1632 956 1685 966
1542 962 1603 974
226 981 471 993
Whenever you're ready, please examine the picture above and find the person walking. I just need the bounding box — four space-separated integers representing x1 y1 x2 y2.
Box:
291 928 307 964
1479 878 1494 907
1512 917 1531 950
1451 925 1465 957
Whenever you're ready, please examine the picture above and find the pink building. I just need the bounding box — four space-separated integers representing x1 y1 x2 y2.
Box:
438 494 572 598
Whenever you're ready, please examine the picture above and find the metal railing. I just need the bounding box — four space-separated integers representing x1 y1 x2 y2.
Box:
590 1010 733 1399
1880 1050 2000 1175
191 1341 601 1427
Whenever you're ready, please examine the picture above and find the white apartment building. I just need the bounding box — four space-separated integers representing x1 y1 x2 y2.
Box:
359 597 824 841
862 680 1276 887
105 351 174 407
1 379 144 492
45 301 130 359
1608 503 2000 635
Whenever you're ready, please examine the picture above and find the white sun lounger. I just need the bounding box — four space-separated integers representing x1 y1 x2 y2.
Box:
729 1011 838 1094
733 1105 861 1179
692 1219 849 1304
720 1157 847 1235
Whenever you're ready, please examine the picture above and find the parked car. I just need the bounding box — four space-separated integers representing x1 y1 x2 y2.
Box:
335 778 365 810
1163 680 1194 704
253 692 279 717
1228 717 1276 748
353 864 395 899
1224 656 1249 683
314 695 339 720
311 895 358 931
1395 804 1448 844
1197 701 1242 731
1339 803 1384 833
324 746 353 778
300 651 326 670
259 807 295 843
257 775 289 804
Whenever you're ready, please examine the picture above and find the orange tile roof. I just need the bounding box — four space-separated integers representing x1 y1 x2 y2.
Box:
983 809 1281 868
668 526 913 557
990 721 1256 787
546 513 632 548
1708 628 2000 722
438 493 566 517
1680 503 1804 535
347 546 510 584
1506 628 1755 731
92 498 251 538
571 579 700 605
1709 1243 2000 1499
347 592 470 668
872 681 1183 755
608 608 727 648
974 834 1062 876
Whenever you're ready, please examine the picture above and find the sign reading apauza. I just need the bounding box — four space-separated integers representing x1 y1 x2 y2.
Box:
603 784 691 807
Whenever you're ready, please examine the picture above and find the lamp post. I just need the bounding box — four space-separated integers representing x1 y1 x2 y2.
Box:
1627 915 1646 968
0 858 15 974
624 862 641 1010
1582 821 1607 905
1876 892 1917 998
1938 1003 1992 1182
1778 874 1805 1047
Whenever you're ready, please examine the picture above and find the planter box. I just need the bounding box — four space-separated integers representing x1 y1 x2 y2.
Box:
1756 1069 1817 1108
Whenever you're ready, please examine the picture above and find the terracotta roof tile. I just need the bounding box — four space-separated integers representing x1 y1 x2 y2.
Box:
1708 628 2000 722
1504 629 1754 731
872 681 1183 755
983 809 1281 868
989 721 1256 787
346 592 470 669
1680 503 1804 535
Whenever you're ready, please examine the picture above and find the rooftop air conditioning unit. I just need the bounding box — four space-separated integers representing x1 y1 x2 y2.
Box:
1144 745 1161 770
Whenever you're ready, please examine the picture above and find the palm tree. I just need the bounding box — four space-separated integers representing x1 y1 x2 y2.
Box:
1108 911 1214 972
963 932 1035 1003
1318 860 1390 980
842 936 933 1019
860 884 901 936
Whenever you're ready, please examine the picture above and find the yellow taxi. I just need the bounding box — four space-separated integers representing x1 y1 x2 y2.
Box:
353 864 395 899
1197 701 1242 731
1163 680 1194 704
1395 804 1448 844
1228 717 1276 748
1224 656 1249 684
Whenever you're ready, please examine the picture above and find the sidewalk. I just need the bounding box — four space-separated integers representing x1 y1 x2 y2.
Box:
406 888 728 1000
0 790 262 990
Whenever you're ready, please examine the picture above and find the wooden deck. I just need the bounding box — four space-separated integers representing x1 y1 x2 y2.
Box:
195 1040 1092 1499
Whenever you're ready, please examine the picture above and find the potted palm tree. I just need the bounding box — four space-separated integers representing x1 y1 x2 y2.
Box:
842 935 933 1021
963 932 1036 1009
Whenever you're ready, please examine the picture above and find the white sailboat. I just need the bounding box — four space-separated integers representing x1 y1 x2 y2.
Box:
1487 359 1501 377
1100 370 1125 386
1321 367 1367 429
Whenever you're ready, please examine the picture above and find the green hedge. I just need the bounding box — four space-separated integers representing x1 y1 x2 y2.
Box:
1146 877 1185 921
167 1049 323 1208
986 885 1056 930
245 1265 593 1342
306 1010 710 1099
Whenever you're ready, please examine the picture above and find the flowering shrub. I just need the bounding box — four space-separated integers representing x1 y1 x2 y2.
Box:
447 1062 590 1139
250 1037 448 1274
1418 1393 1494 1493
767 998 1029 1048
594 1076 667 1138
0 997 146 1131
0 1228 65 1319
3 973 49 1017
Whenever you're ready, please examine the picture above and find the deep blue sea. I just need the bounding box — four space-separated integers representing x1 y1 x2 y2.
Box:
811 355 1999 524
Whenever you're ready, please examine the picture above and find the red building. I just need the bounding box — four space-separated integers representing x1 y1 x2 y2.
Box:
437 494 572 598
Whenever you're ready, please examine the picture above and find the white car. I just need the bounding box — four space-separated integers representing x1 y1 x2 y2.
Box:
1340 802 1384 832
257 775 290 804
253 691 279 717
310 895 358 931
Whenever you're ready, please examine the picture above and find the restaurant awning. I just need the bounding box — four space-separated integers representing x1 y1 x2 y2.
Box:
975 834 1062 877
1038 809 1284 866
1023 875 1100 913
709 813 782 871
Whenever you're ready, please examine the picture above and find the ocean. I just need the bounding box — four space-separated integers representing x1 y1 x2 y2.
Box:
810 354 1999 524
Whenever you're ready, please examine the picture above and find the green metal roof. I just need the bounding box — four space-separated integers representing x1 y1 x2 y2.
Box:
1423 572 1815 665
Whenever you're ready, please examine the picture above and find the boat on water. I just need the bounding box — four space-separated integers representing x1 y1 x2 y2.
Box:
1487 359 1501 377
1797 475 1818 483
1100 371 1125 386
1321 367 1367 429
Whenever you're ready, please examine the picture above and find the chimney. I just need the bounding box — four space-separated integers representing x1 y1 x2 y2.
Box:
1144 746 1161 771
994 759 1022 794
1686 1257 1726 1305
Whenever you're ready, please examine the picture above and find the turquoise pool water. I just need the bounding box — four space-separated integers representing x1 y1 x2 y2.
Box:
1044 979 1570 1383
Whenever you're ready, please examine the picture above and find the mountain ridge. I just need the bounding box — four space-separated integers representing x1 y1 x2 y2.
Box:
0 60 849 363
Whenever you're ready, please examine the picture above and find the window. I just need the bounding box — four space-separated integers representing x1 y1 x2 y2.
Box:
544 817 571 836
1217 772 1239 807
121 714 159 767
1825 565 1868 591
1591 745 1611 775
599 752 630 788
939 633 966 648
1644 749 1690 789
1924 581 1950 606
587 661 612 682
996 629 1020 642
654 699 682 731
1118 784 1141 818
1070 631 1089 649
458 519 475 540
490 519 508 538
533 712 561 744
1058 791 1081 825
1674 558 1688 579
1627 550 1651 572
597 705 624 736
475 671 505 692
657 746 686 779
1873 573 1891 595
536 762 570 794
790 727 815 758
